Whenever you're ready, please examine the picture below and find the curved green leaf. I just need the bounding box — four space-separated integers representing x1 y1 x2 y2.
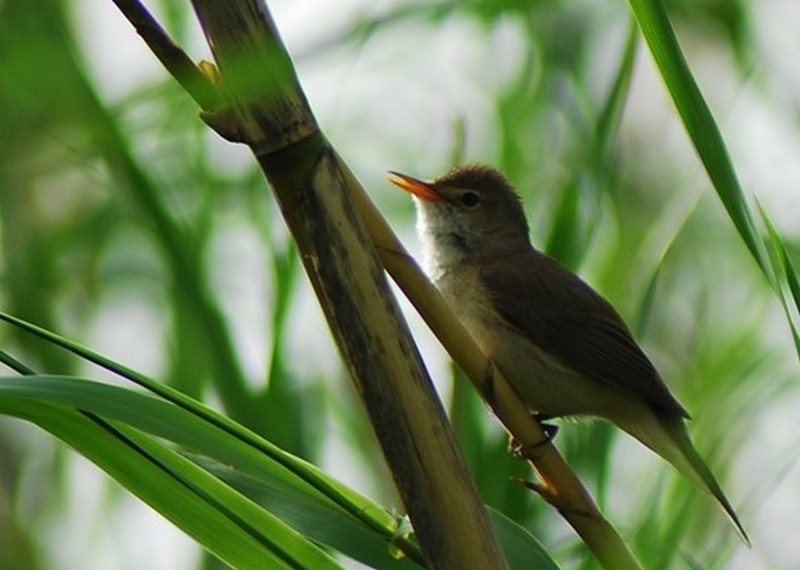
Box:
0 375 423 569
627 0 767 272
0 397 339 570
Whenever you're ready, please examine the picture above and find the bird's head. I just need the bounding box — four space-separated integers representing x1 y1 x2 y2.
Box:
389 164 531 267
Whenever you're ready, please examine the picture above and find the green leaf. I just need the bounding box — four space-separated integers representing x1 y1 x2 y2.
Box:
0 310 424 563
627 0 800 366
0 397 339 570
487 508 562 570
626 0 767 272
0 374 424 568
756 203 800 358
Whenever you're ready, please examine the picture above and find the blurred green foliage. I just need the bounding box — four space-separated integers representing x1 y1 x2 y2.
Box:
1 0 797 569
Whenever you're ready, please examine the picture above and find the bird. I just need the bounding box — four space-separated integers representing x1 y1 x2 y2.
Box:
388 163 749 544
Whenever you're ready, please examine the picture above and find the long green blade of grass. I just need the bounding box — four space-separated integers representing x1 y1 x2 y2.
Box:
0 397 339 570
0 366 560 569
756 202 800 353
627 0 800 359
626 0 767 272
0 310 426 564
0 374 423 569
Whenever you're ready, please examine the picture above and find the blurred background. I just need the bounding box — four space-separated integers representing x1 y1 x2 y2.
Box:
1 0 799 568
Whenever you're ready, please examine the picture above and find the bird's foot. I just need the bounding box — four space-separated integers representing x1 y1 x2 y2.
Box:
509 420 558 459
538 420 559 440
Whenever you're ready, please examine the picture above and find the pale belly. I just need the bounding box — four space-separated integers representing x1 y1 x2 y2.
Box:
436 269 626 419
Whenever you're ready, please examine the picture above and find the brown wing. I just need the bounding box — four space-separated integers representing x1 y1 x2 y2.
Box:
481 249 689 418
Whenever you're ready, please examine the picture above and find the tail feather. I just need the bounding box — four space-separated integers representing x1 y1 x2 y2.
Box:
658 417 750 546
615 410 750 546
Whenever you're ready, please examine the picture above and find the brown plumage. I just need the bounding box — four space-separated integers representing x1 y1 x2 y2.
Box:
390 164 749 544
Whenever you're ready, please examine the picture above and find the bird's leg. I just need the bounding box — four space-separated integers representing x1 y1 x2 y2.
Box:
534 414 560 440
509 416 558 459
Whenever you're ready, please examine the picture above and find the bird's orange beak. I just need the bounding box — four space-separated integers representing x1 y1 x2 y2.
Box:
387 171 442 202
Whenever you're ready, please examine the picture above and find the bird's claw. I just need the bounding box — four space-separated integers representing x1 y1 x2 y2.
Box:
509 421 557 459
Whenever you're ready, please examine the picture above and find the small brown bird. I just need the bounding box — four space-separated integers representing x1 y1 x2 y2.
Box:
389 164 748 544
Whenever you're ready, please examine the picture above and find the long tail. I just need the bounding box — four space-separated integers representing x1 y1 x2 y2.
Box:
659 417 750 545
616 411 750 545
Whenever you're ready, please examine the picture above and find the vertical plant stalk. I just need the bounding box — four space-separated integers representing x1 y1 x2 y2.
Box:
188 1 509 568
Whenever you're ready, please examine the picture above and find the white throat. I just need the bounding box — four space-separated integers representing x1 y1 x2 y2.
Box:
415 200 472 282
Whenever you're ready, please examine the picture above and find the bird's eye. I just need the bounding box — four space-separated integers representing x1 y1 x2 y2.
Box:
459 192 481 208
